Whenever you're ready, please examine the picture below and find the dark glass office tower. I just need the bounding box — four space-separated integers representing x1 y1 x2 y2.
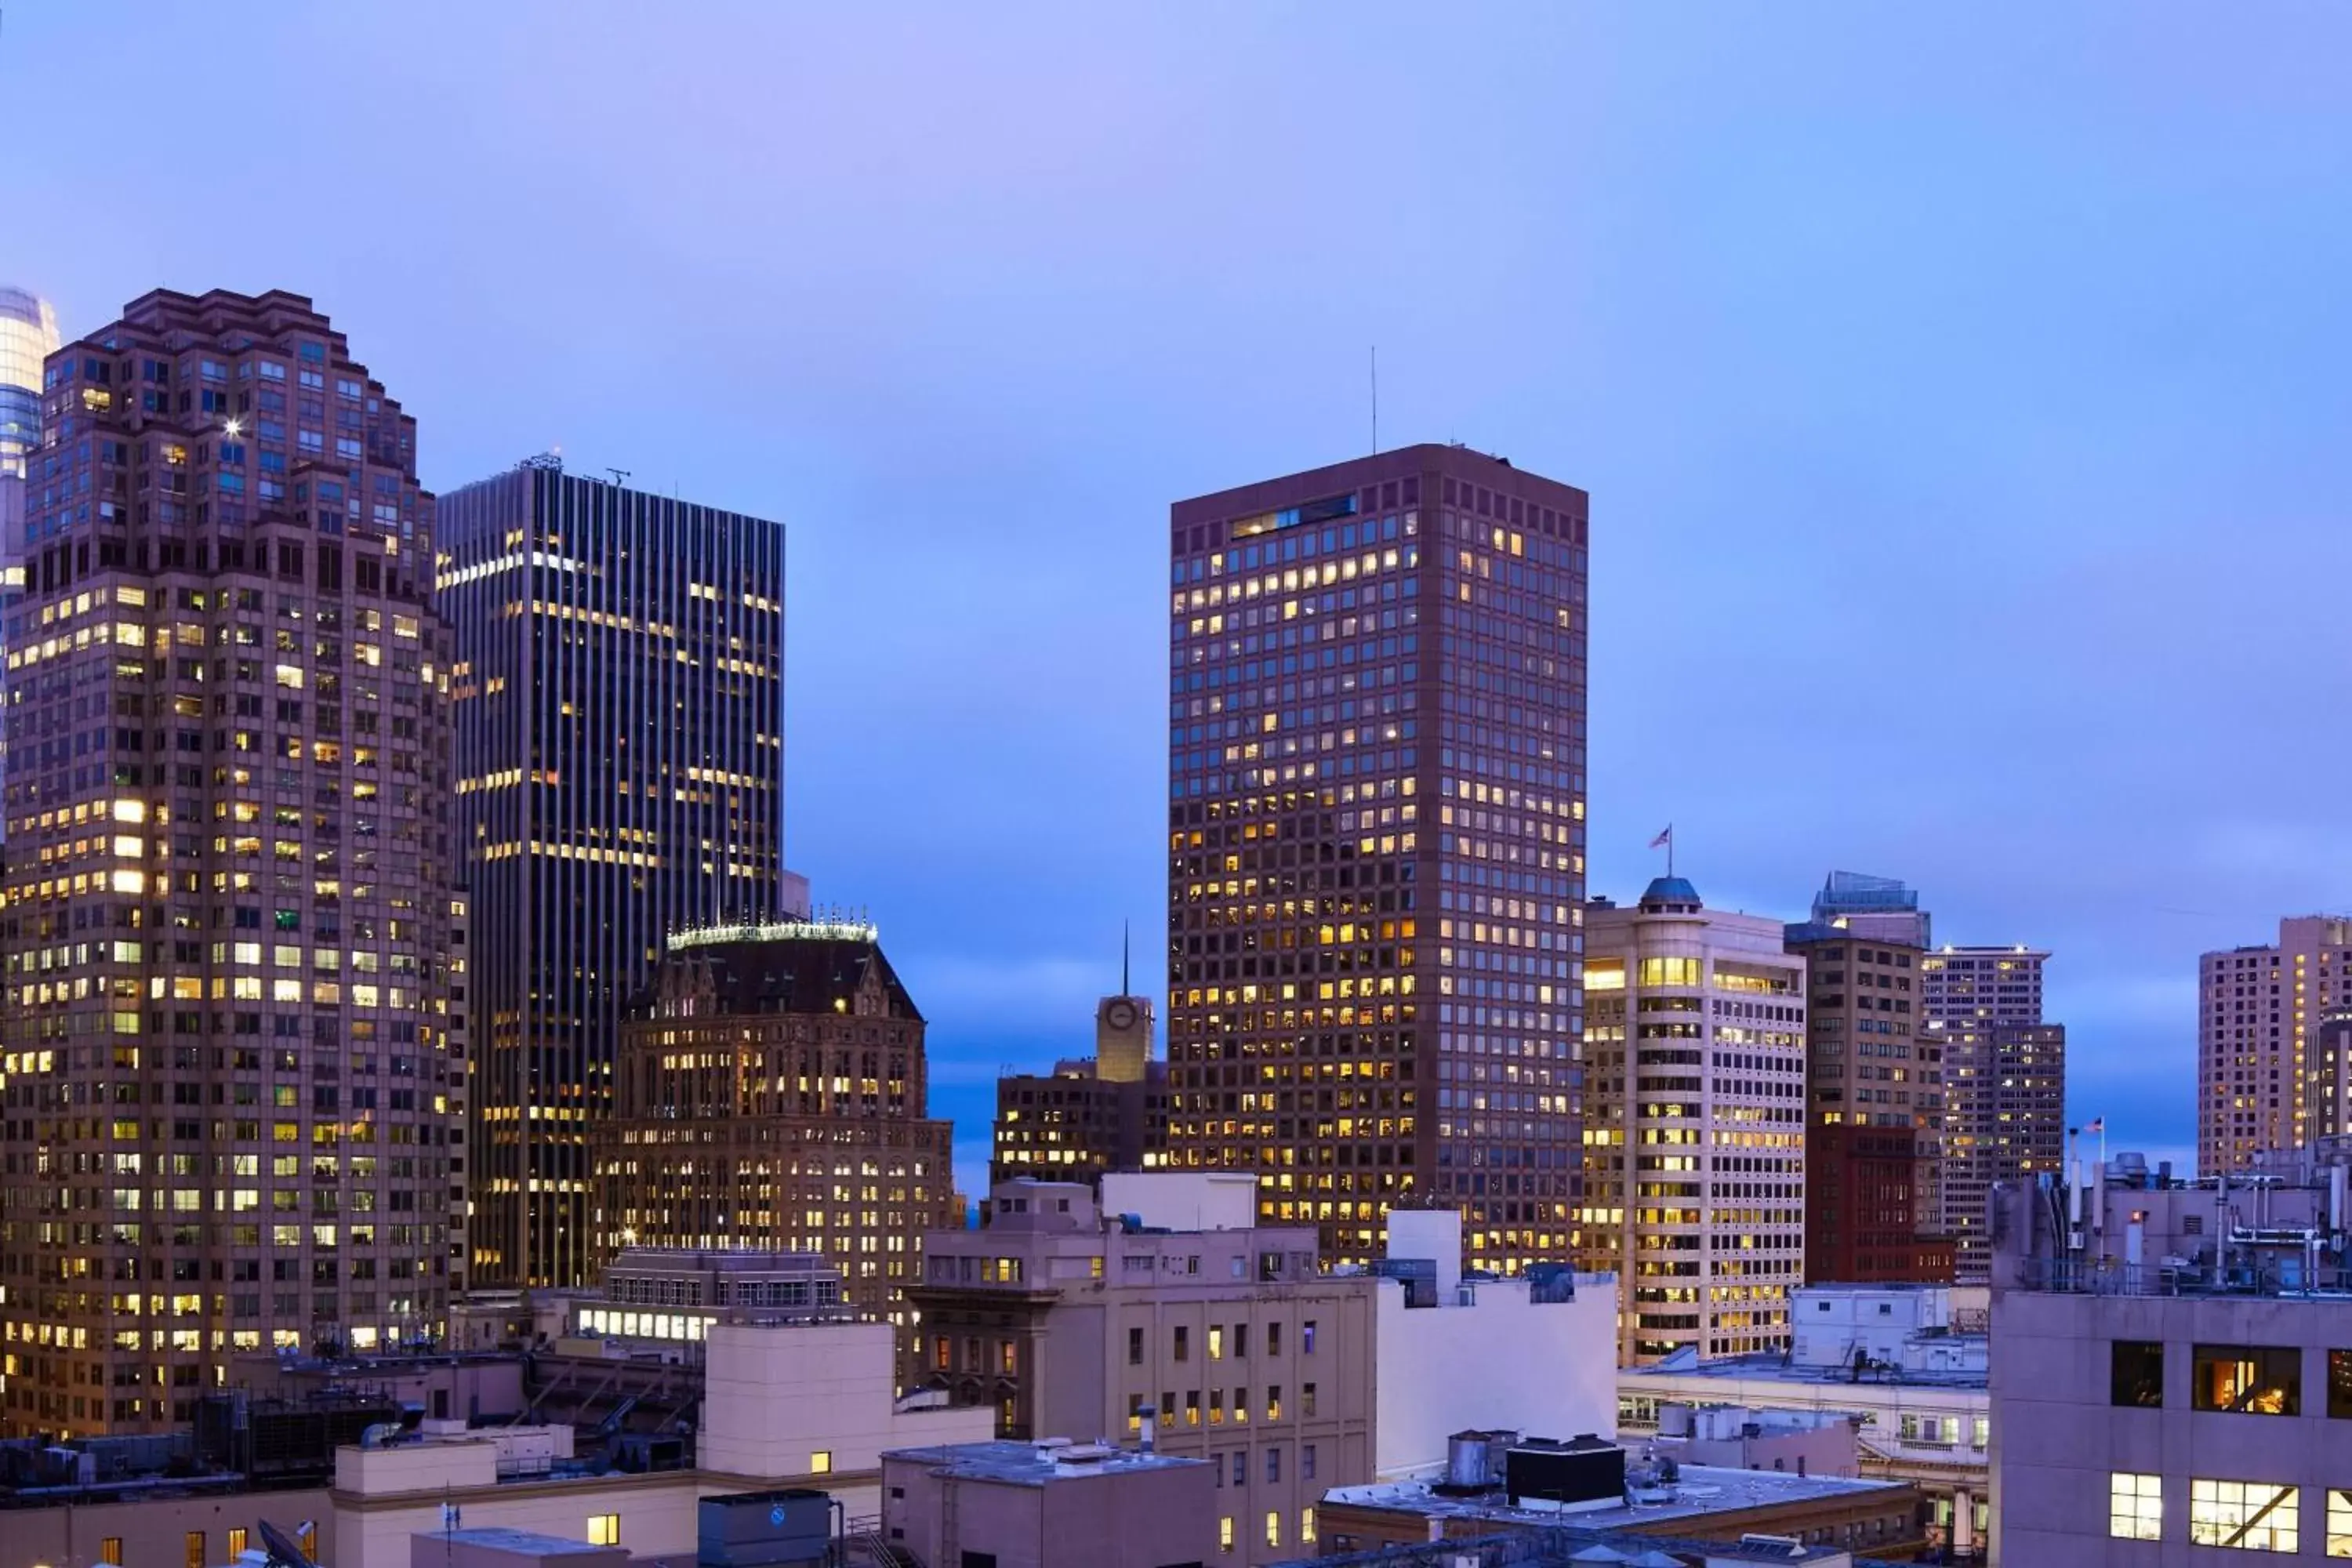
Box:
1 289 463 1434
437 461 786 1288
1166 445 1588 1272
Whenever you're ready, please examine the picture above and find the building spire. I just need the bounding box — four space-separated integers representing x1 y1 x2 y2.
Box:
1122 920 1131 996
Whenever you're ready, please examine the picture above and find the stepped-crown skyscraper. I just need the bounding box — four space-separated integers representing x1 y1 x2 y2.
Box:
438 460 787 1288
1165 445 1587 1273
1 289 464 1434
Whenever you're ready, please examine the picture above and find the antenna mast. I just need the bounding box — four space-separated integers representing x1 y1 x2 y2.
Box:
1370 346 1379 454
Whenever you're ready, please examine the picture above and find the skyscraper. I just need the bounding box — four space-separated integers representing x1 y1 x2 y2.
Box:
1922 943 2058 1281
0 286 59 493
1165 446 1588 1273
1809 869 1929 949
0 289 62 818
1784 920 1949 1283
437 459 788 1288
2198 916 2352 1172
1581 877 1808 1363
0 289 463 1434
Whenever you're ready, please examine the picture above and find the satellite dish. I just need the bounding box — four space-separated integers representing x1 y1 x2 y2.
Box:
257 1520 313 1568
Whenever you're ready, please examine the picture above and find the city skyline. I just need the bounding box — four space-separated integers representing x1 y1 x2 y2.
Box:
14 6 2352 1199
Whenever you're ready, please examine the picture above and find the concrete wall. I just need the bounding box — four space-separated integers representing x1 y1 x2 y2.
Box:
1372 1276 1617 1479
0 1486 330 1568
884 1457 1218 1568
1100 1171 1257 1233
699 1322 992 1483
1993 1289 2352 1566
331 1472 700 1568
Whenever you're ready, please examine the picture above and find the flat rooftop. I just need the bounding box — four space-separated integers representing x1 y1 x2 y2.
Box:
883 1439 1206 1486
428 1528 616 1555
1323 1462 1904 1535
1623 1348 1987 1392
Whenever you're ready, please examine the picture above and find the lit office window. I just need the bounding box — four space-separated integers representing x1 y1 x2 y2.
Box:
587 1515 621 1547
2109 1472 2161 1541
2327 1489 2352 1555
1218 1515 1234 1553
2190 1479 2297 1552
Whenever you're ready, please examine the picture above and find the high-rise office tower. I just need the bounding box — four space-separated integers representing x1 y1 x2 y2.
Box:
0 289 463 1435
0 286 60 511
437 459 788 1289
0 289 62 824
1922 943 2057 1281
1809 869 1929 949
1165 446 1588 1273
1580 877 1808 1363
1784 920 1949 1282
2198 916 2352 1172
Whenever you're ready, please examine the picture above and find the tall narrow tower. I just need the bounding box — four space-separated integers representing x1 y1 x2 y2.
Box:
437 460 787 1289
1166 445 1588 1272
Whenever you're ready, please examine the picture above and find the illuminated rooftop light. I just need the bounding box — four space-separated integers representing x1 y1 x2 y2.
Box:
668 913 877 950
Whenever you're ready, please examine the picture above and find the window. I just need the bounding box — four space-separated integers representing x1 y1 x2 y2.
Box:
2112 1339 2165 1406
1301 1508 1317 1544
1219 1515 1235 1554
102 1540 124 1566
2190 1479 2298 1552
1302 1443 1317 1479
1265 1511 1282 1548
2328 1490 2352 1555
1267 1445 1282 1483
2329 1350 2352 1417
1268 1322 1283 1356
2194 1345 2302 1415
1235 1323 1249 1358
1303 1319 1318 1355
810 1450 832 1475
1232 1451 1246 1486
588 1515 621 1547
1129 1326 1145 1366
1302 1381 1317 1416
1174 1326 1189 1362
1210 1326 1225 1361
2110 1472 2161 1541
187 1534 207 1568
227 1531 248 1559
1972 1416 1989 1450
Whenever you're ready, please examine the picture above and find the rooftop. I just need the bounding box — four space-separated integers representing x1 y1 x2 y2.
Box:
1622 1347 1987 1392
882 1438 1207 1486
1324 1462 1904 1536
430 1529 616 1556
1295 1527 1888 1566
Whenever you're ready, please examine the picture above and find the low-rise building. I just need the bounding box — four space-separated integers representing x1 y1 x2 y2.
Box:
0 1314 993 1568
1990 1145 2352 1563
1316 1443 1922 1560
1621 1283 1988 1558
880 1438 1216 1567
904 1174 1375 1566
1368 1207 1616 1480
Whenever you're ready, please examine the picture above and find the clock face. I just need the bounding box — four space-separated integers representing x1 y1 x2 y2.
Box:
1105 1000 1140 1031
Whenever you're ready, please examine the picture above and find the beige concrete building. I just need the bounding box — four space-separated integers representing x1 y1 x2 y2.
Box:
902 1174 1374 1566
2199 916 2352 1174
1579 877 1807 1365
880 1439 1217 1568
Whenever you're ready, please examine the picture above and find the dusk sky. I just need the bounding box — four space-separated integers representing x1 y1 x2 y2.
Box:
10 3 2351 1194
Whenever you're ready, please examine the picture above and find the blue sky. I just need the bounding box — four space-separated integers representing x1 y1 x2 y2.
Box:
11 2 2352 1194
